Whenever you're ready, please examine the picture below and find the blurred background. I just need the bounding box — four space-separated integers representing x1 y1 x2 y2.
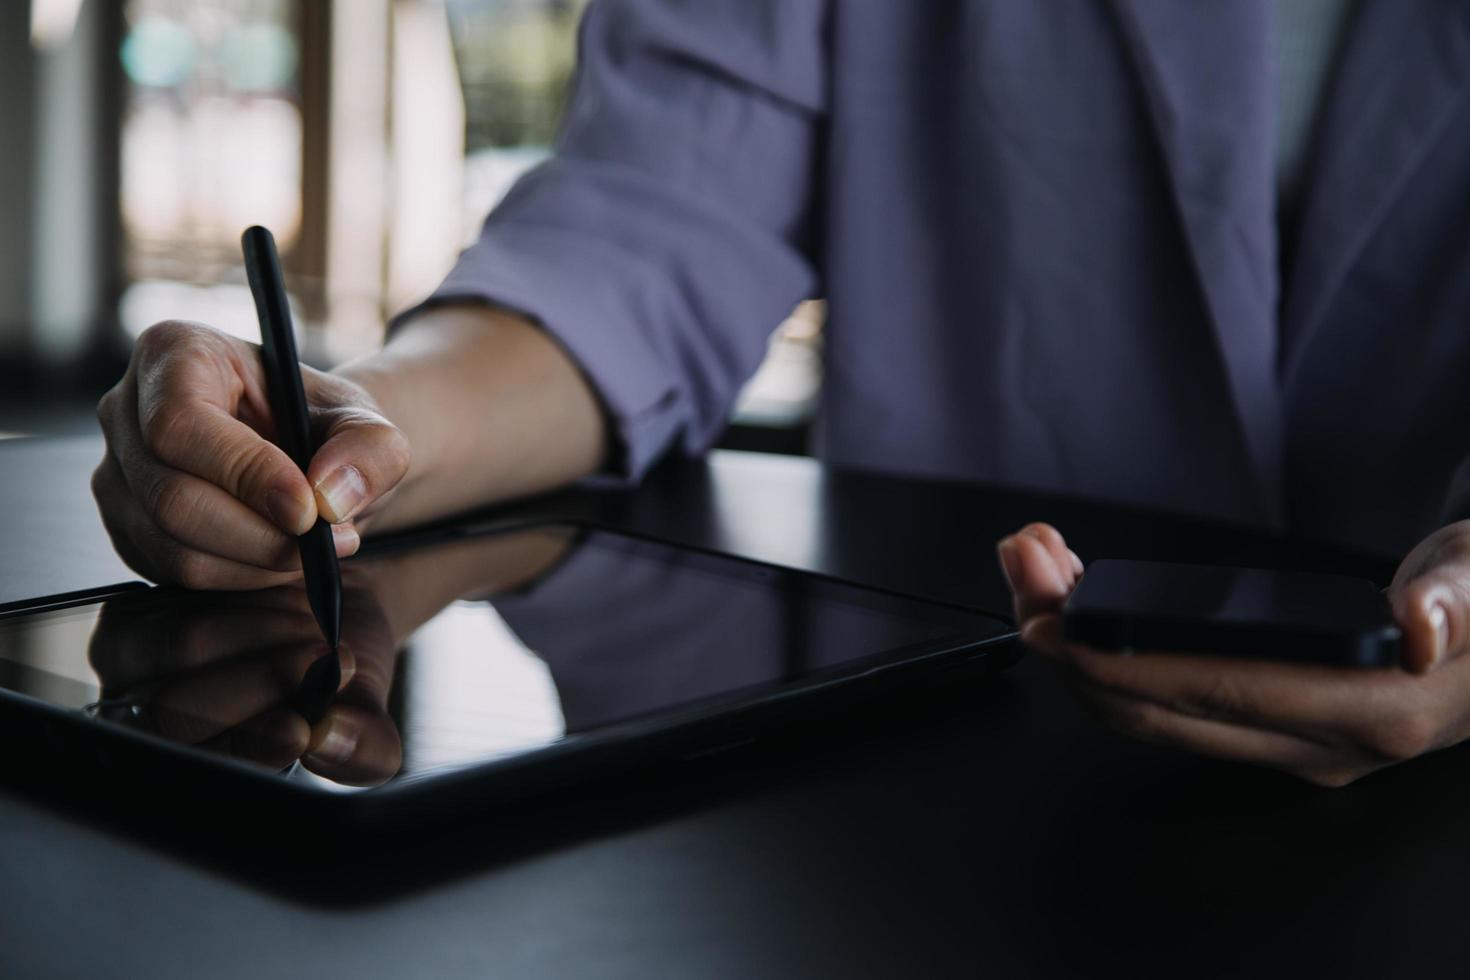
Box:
0 0 820 452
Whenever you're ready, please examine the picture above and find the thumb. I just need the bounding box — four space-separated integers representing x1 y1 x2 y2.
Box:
305 405 411 525
1391 552 1470 674
997 523 1082 625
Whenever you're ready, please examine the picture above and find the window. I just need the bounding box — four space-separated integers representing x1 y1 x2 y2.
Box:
118 0 309 344
113 0 819 446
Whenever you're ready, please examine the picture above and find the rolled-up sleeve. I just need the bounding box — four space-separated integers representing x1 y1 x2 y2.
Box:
405 0 827 478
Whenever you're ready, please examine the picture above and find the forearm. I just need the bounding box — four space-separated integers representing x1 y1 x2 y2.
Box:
336 304 609 534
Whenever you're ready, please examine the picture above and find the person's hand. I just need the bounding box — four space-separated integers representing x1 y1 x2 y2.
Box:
997 521 1470 787
93 321 411 589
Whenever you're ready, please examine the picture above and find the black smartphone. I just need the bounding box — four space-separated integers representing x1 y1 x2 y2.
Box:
1060 559 1401 667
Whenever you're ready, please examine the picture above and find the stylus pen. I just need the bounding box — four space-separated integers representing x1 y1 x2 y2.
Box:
242 225 343 658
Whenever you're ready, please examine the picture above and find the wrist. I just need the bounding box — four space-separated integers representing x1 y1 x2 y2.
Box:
331 353 434 533
328 301 609 532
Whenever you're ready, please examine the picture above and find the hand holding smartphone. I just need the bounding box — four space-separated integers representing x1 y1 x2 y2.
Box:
998 522 1468 786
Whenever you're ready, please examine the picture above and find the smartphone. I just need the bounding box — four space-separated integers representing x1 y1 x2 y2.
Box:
1060 559 1402 667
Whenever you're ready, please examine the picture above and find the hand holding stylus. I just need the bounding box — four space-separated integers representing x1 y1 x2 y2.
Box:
92 320 410 590
999 520 1470 787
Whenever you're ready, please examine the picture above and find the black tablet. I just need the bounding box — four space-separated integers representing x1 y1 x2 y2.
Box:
0 521 1014 834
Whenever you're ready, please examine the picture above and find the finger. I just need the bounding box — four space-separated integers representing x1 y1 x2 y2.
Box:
93 454 169 584
298 609 401 785
131 640 355 745
303 400 411 524
1005 531 1074 623
131 651 316 745
1391 558 1470 674
90 577 337 679
97 455 295 589
1019 611 1066 655
134 351 317 536
336 627 399 708
130 455 356 572
1019 523 1078 587
93 457 335 590
303 702 403 786
91 599 320 689
1063 679 1379 787
103 379 326 570
196 705 312 770
1052 638 1470 761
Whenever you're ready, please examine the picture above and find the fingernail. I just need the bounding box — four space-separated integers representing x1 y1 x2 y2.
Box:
1429 603 1450 667
306 713 359 766
315 466 366 523
1069 549 1085 576
265 489 313 535
332 523 360 557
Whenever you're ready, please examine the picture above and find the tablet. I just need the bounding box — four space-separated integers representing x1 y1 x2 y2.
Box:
0 521 1014 833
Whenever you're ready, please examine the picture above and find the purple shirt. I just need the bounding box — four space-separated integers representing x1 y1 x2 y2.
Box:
415 0 1470 559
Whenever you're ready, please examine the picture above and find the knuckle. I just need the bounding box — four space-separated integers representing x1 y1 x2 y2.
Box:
1183 672 1245 723
331 414 412 490
134 320 198 359
1098 697 1165 743
95 387 117 425
265 534 301 572
1401 579 1439 618
227 440 285 498
381 425 412 482
90 461 110 501
91 463 129 522
144 474 200 534
96 386 133 444
1368 713 1438 762
1024 522 1059 544
166 548 215 590
140 401 195 456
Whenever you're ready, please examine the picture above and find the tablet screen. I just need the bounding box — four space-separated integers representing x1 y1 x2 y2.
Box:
0 525 1008 790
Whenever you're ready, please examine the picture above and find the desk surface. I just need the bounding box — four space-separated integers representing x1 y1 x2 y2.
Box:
1 437 1461 979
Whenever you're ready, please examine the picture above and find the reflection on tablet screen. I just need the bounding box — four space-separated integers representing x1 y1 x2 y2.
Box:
0 526 1004 791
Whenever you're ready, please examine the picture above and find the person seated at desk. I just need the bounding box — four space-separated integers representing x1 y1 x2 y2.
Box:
92 1 1470 787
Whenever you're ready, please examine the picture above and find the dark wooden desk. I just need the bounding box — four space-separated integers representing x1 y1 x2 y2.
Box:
1 436 1461 978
